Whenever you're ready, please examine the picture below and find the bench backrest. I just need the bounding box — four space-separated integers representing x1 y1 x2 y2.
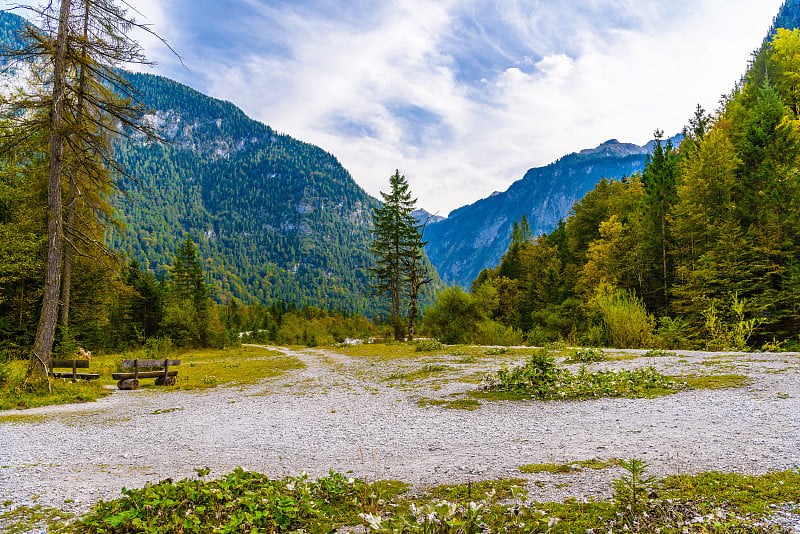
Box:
50 359 90 369
120 359 181 368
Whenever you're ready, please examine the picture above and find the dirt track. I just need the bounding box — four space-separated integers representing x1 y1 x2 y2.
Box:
1 346 798 516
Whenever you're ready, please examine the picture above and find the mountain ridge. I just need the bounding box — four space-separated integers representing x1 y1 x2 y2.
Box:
425 136 681 287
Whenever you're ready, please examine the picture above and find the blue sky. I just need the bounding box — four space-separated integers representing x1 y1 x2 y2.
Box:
3 0 787 215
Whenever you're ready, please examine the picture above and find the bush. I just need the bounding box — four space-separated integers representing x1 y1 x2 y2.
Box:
591 287 654 349
652 316 694 349
475 320 524 346
423 287 484 344
565 347 606 363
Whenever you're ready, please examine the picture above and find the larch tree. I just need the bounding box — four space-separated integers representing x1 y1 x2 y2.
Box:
0 0 174 376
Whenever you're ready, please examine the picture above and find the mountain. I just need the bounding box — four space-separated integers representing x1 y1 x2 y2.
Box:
424 0 800 291
425 137 680 287
0 10 441 316
411 209 446 225
112 72 382 314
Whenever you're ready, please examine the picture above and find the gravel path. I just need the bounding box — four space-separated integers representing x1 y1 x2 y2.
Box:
1 346 799 518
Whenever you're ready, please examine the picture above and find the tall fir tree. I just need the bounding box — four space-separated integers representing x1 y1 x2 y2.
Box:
369 170 427 340
641 130 680 313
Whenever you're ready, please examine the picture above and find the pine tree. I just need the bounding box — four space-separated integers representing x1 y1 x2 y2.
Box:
641 130 680 313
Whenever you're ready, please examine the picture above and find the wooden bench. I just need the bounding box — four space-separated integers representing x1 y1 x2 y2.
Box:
112 359 180 390
48 359 99 381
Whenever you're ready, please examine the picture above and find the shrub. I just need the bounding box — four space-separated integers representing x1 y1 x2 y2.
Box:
702 293 762 351
592 287 654 349
652 316 694 349
475 320 524 346
423 287 484 344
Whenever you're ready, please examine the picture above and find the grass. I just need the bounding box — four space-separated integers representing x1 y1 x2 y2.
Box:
0 346 304 411
563 347 607 363
3 468 798 534
416 396 482 410
519 458 623 474
0 360 114 411
172 346 303 390
682 374 750 389
421 479 527 502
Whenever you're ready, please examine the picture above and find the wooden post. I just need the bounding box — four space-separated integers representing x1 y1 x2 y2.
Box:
71 359 77 382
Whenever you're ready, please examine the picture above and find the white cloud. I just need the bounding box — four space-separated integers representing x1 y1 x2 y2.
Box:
3 0 787 215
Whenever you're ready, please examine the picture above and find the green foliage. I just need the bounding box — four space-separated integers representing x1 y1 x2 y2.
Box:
0 360 112 410
5 466 800 534
483 350 682 400
423 286 509 345
243 304 380 347
449 27 800 349
613 458 657 528
564 347 606 363
485 346 513 355
702 294 763 351
590 286 655 349
414 339 443 352
369 171 432 340
73 469 403 534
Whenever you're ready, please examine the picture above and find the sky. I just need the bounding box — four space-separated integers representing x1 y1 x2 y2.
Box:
2 0 787 215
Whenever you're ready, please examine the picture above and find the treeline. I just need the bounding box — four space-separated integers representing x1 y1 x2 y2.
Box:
427 29 800 351
0 231 380 359
109 69 399 316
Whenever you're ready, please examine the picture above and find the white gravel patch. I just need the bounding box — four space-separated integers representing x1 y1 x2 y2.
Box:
1 347 798 518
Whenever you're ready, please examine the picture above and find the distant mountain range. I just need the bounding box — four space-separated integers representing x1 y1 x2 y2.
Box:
424 137 681 287
422 0 800 289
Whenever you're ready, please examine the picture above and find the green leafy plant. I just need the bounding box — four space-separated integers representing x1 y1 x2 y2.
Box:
482 349 681 400
564 347 606 363
702 294 763 351
643 348 671 358
485 346 513 355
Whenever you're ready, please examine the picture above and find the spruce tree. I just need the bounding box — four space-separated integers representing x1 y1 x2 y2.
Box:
641 130 679 313
369 170 427 340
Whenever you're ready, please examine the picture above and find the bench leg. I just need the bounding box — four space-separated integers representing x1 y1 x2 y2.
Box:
155 376 176 386
117 379 139 390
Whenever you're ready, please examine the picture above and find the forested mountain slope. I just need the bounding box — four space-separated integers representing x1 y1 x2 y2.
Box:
112 72 382 314
425 138 679 287
0 10 443 316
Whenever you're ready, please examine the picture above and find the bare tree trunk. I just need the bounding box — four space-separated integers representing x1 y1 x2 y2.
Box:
60 0 90 331
60 188 76 327
30 0 72 377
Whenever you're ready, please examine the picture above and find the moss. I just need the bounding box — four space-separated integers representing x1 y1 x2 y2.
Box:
520 463 574 474
681 374 750 389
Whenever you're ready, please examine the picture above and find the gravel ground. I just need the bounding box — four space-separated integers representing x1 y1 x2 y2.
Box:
1 346 799 525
